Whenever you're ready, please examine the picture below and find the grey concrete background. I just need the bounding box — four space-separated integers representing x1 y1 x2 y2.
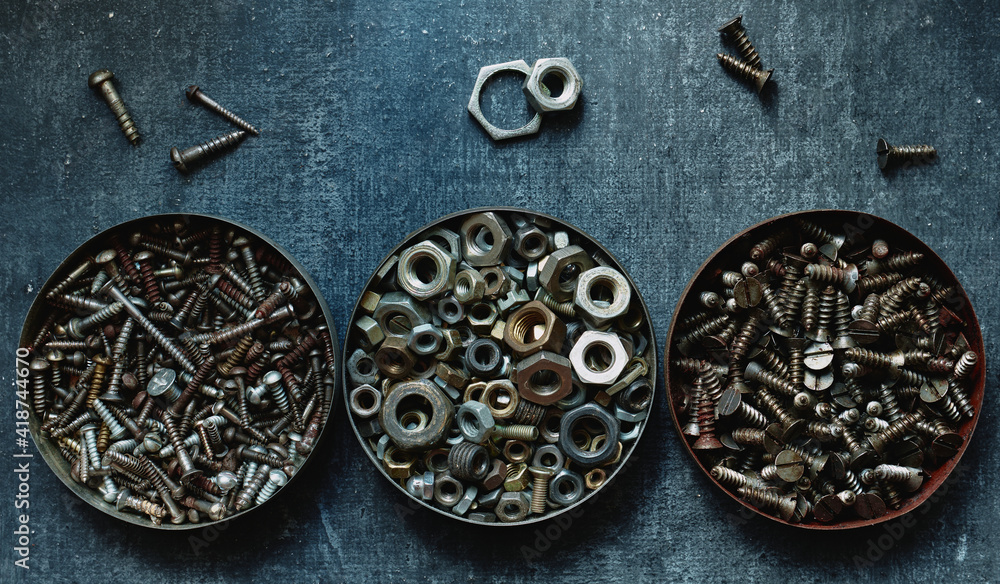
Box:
1 0 998 582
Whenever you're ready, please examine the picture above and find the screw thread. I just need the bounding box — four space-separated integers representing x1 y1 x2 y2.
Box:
493 425 539 441
711 465 757 490
254 472 286 506
747 364 797 396
92 400 127 439
879 277 922 318
530 473 549 514
124 494 168 518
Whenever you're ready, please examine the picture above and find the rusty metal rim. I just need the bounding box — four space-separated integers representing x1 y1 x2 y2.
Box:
663 209 985 530
342 206 658 526
17 212 340 531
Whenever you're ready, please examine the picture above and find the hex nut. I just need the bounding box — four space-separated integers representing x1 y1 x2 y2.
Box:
435 328 463 361
574 267 632 328
467 302 499 335
448 441 492 481
374 291 432 337
453 485 479 516
584 468 607 490
504 300 566 357
569 331 629 386
434 471 465 507
460 212 513 267
467 60 542 141
352 315 385 351
408 323 443 356
549 468 585 506
532 444 565 473
516 350 573 405
481 379 520 419
480 266 511 299
482 459 508 491
374 336 416 380
559 403 620 468
454 269 486 304
465 338 504 379
349 384 382 419
383 446 417 479
456 401 495 443
514 225 549 261
617 377 653 413
423 227 462 261
397 241 457 301
522 58 583 114
347 348 379 386
358 290 382 315
496 491 531 522
538 245 595 302
379 379 455 451
435 362 468 389
437 295 464 325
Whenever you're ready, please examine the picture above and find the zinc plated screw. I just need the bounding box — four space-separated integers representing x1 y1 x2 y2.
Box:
716 53 773 95
170 130 247 174
718 15 762 70
186 85 260 135
88 69 140 145
876 139 937 170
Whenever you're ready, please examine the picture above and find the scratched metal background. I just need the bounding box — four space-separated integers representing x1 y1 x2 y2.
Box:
1 0 998 582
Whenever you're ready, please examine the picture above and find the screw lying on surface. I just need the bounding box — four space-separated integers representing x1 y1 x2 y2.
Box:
88 69 140 146
718 15 762 70
876 139 937 170
716 53 773 95
170 130 247 173
186 86 260 136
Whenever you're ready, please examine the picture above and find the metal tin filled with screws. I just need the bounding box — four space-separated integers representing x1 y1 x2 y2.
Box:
665 210 985 529
344 208 656 525
17 214 339 529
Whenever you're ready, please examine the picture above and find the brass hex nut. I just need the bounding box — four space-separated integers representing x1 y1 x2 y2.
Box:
383 445 417 479
504 300 566 356
568 330 629 386
379 379 455 452
397 241 457 301
375 336 416 380
467 302 499 335
460 212 513 267
352 315 385 352
522 58 583 114
481 379 520 419
435 328 463 361
374 291 433 337
454 269 486 304
480 266 511 299
515 350 573 405
574 267 632 328
358 290 382 315
538 245 595 302
435 362 469 389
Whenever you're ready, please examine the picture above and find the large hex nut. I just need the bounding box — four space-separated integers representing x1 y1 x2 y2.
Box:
460 212 513 267
574 267 632 328
374 291 432 337
457 401 495 443
515 350 573 405
379 379 455 452
504 300 566 356
352 315 385 351
423 227 462 261
558 403 620 468
467 60 543 141
397 241 457 301
538 245 595 302
374 336 416 380
569 331 629 386
522 58 583 114
347 348 379 386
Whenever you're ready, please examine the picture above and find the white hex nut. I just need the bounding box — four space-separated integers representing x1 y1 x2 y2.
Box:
569 330 629 386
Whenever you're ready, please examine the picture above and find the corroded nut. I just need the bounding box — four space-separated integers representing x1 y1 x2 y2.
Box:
454 269 487 304
481 379 520 419
532 444 565 473
538 245 595 302
569 331 629 386
397 241 457 301
504 300 566 356
460 212 513 267
482 459 508 491
514 224 549 261
522 58 583 113
467 302 499 334
434 471 464 507
574 267 632 328
549 468 585 506
616 377 653 413
374 291 432 337
349 384 382 419
352 315 385 351
382 445 417 479
374 336 416 379
347 348 379 386
480 266 511 299
407 323 443 356
467 60 542 141
559 403 620 468
435 328 463 361
435 362 469 389
448 441 492 481
515 350 573 405
380 379 454 451
496 491 531 522
457 401 495 443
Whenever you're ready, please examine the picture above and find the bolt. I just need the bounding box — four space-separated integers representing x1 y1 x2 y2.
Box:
876 139 936 170
186 85 260 136
527 466 554 514
170 130 247 173
718 15 762 70
88 69 140 145
716 53 773 94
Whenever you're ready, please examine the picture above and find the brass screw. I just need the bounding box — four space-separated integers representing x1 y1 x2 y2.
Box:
718 15 762 70
716 53 773 95
186 85 260 136
170 130 247 173
528 466 555 514
88 69 140 145
876 139 937 170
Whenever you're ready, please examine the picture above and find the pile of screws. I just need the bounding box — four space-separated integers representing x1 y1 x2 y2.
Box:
715 15 773 95
346 210 654 523
669 213 981 525
21 216 335 527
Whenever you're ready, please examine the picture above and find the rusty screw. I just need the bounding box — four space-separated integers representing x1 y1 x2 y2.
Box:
170 130 247 173
88 69 140 145
186 85 260 136
716 53 773 95
876 139 937 170
718 15 762 70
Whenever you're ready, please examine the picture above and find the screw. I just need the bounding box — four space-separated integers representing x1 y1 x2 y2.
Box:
116 488 167 519
88 69 140 145
186 85 260 136
876 139 936 170
716 53 773 94
718 15 762 70
528 466 554 514
170 130 247 173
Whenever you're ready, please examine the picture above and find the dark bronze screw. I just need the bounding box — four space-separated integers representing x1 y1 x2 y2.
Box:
718 15 762 70
876 139 936 170
88 69 140 145
170 130 247 173
716 53 773 94
186 85 260 135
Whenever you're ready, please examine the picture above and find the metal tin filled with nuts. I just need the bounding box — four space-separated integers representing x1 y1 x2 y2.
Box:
665 210 985 529
17 214 338 529
344 208 656 524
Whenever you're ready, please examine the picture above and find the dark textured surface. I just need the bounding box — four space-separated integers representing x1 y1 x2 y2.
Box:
1 0 998 582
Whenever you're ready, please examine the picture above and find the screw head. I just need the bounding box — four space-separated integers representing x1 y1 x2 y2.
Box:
88 69 114 88
876 138 891 169
718 14 743 34
114 488 132 512
169 147 189 173
185 85 201 101
754 68 774 94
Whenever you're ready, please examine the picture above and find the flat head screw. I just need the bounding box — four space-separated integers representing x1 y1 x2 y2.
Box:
718 15 762 70
716 53 773 94
186 85 260 135
170 130 247 173
88 69 140 145
877 138 937 170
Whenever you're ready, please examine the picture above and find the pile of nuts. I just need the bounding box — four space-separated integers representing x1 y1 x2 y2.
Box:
346 210 654 523
21 216 335 526
669 214 982 525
